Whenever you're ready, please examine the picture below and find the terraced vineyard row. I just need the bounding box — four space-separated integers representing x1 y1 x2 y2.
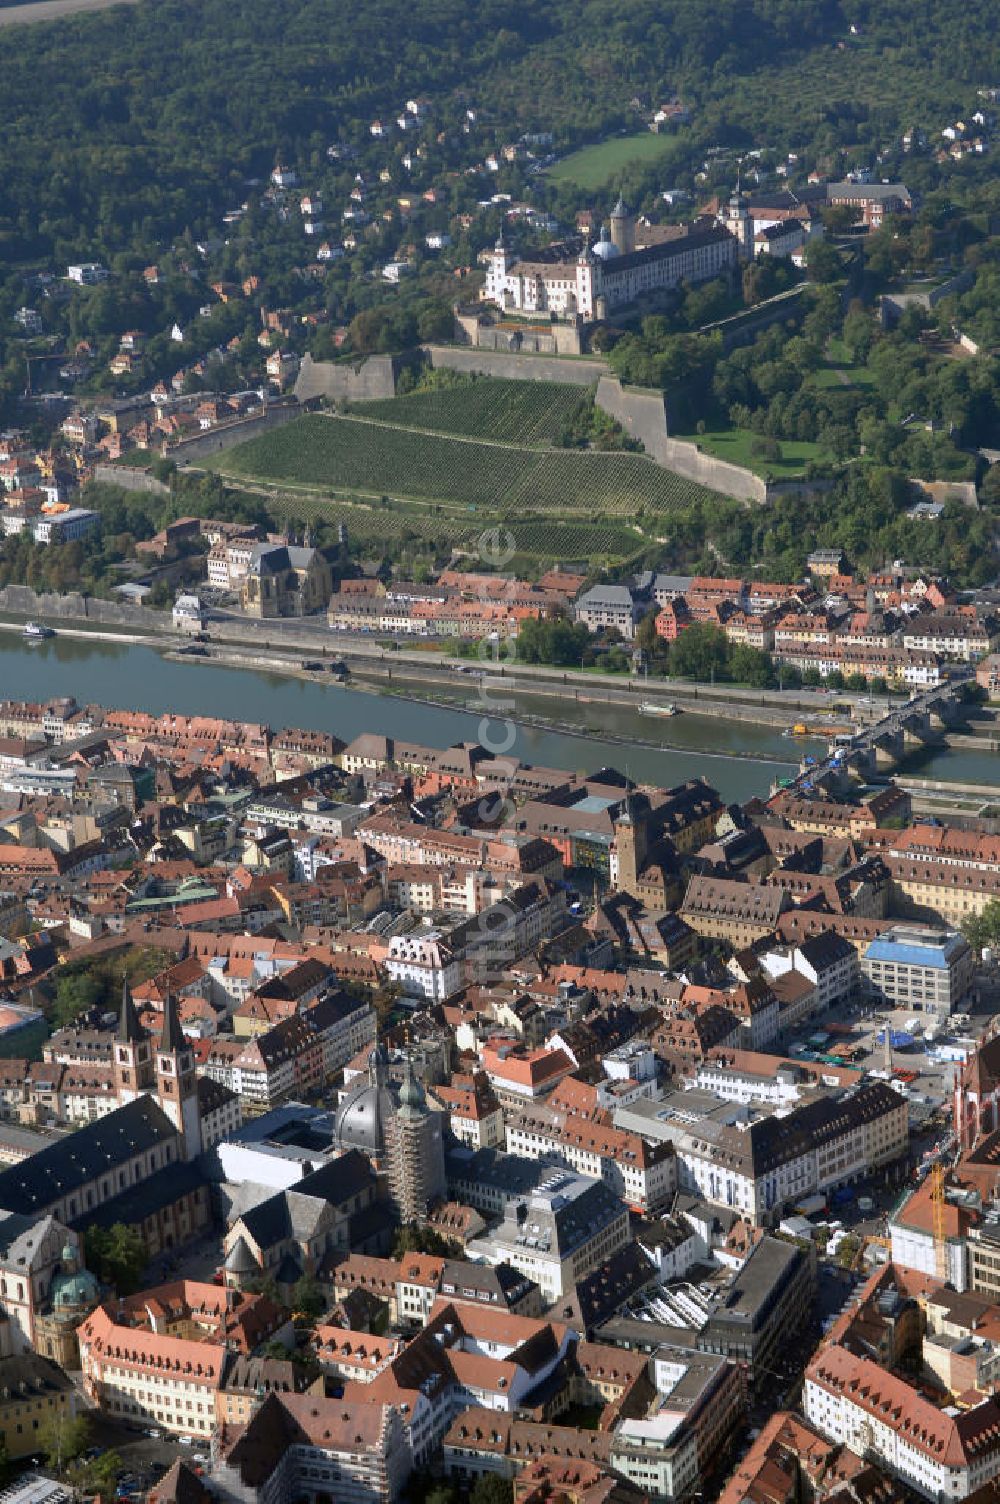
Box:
221 414 719 516
349 377 589 445
261 494 642 563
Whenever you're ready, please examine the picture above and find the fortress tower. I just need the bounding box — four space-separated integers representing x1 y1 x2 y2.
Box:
609 195 636 255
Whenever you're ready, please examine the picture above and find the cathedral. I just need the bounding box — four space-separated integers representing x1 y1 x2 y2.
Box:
480 195 745 322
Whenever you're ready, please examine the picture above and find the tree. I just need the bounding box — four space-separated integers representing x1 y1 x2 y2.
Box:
70 1448 122 1497
290 1276 327 1320
84 1222 147 1294
821 205 859 234
730 643 773 688
843 306 876 364
669 623 729 681
805 239 843 284
392 1224 456 1259
962 899 1000 956
39 1412 89 1474
52 967 102 1028
634 608 661 656
470 1478 513 1504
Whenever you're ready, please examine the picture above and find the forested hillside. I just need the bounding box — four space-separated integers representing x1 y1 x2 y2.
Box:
0 0 997 417
0 0 996 261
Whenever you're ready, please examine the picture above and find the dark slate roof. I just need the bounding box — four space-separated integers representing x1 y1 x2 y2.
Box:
797 929 857 969
295 1150 376 1205
75 1156 208 1232
198 1074 239 1115
0 1352 76 1397
608 220 732 274
239 1192 294 1251
225 1235 258 1275
160 992 185 1053
0 1097 176 1218
0 1210 47 1256
276 1251 303 1286
558 1242 658 1334
119 979 144 1044
236 1151 375 1251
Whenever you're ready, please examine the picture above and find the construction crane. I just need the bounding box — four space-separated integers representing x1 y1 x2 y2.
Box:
930 1162 948 1281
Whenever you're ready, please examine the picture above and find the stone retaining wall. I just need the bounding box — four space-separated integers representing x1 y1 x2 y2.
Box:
170 401 302 464
594 376 766 503
294 353 401 403
422 343 606 386
92 464 170 496
0 583 164 628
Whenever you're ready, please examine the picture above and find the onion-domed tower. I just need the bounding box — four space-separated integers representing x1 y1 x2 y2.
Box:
385 1059 445 1224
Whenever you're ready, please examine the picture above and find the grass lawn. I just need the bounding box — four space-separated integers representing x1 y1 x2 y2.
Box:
674 427 829 477
809 338 877 393
547 131 681 190
811 362 877 391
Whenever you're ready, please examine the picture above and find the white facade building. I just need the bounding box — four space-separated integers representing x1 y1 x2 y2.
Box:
481 207 738 321
385 932 462 1001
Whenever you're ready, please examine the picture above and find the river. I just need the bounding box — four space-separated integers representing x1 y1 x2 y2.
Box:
4 633 804 802
4 633 996 801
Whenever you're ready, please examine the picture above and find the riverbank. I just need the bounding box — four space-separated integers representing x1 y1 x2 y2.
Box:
0 606 995 791
157 644 804 766
0 586 871 733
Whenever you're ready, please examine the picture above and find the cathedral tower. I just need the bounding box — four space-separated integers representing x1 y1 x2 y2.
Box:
155 993 202 1160
113 979 154 1105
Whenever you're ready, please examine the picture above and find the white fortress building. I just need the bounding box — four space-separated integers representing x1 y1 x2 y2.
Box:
480 195 750 321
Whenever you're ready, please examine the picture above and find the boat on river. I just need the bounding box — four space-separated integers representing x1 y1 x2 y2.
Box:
639 701 679 717
22 622 55 641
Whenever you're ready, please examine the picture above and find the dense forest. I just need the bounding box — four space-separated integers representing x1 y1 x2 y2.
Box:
0 0 997 272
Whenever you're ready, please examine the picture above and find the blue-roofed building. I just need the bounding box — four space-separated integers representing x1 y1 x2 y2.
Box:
861 924 974 1014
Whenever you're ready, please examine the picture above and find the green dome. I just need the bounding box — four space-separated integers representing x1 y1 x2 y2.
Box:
398 1063 427 1117
51 1266 100 1312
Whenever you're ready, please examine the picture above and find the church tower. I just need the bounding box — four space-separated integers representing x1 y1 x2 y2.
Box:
575 229 597 321
385 1060 446 1224
113 979 154 1105
609 195 635 255
610 798 649 897
723 186 753 262
486 230 511 308
155 993 202 1160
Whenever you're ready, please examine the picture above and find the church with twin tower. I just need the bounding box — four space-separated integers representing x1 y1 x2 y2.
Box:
113 982 203 1160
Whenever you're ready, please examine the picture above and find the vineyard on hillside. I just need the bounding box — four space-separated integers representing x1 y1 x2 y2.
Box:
260 494 645 565
349 377 589 445
219 413 718 518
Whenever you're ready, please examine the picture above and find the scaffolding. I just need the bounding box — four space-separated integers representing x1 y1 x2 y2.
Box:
930 1162 948 1281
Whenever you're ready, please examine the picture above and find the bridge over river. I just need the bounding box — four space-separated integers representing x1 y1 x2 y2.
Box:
785 671 975 792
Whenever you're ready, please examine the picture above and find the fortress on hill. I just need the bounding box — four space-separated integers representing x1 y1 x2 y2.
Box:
480 194 752 322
